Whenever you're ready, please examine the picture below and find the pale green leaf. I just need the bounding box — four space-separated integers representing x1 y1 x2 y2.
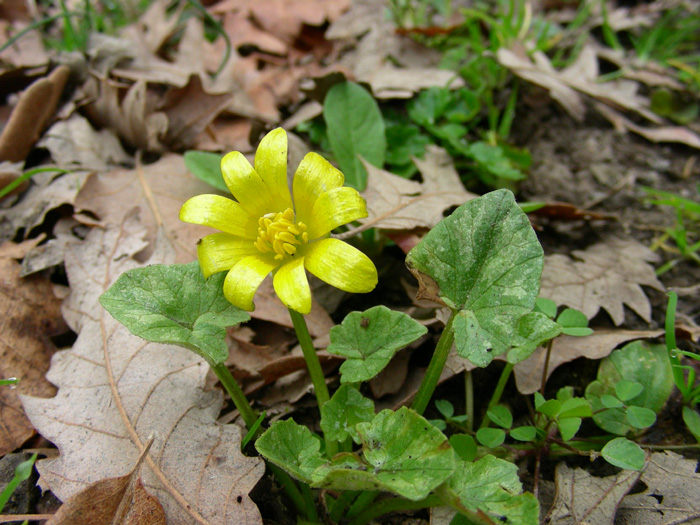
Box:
444 455 539 524
320 384 375 444
601 438 645 470
327 306 427 383
311 407 455 500
586 341 673 435
255 419 326 483
99 262 249 366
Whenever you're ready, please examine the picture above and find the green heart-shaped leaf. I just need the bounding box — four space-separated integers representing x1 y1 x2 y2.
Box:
327 306 427 383
100 262 250 366
406 190 543 367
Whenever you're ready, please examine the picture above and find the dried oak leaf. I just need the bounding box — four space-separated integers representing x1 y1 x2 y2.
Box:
73 154 213 264
0 237 67 456
617 451 700 524
39 114 131 171
358 146 476 231
547 463 641 525
0 170 89 244
497 44 661 124
84 78 168 152
21 216 264 525
47 443 166 525
540 239 664 326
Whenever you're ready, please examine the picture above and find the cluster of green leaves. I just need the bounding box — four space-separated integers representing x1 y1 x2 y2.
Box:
100 189 686 523
384 87 531 187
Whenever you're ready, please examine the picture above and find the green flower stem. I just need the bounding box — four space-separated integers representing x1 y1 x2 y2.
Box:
211 362 259 430
479 362 514 430
465 370 474 432
209 365 310 519
348 494 442 525
288 308 338 458
300 481 319 522
666 291 688 397
346 490 378 520
411 309 458 415
329 490 360 522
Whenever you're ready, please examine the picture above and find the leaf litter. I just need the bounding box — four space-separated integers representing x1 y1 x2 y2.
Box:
1 0 699 522
21 216 264 524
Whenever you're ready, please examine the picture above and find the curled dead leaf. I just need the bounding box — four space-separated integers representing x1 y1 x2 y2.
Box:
0 65 70 162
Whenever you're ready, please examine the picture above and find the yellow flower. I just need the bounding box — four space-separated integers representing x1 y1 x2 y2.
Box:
180 128 378 315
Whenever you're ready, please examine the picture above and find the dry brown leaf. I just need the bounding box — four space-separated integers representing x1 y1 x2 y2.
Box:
0 170 89 244
617 452 700 524
595 102 700 150
540 239 665 325
160 75 234 150
0 65 70 162
113 16 205 88
512 329 663 395
497 45 661 124
0 21 50 69
547 463 641 525
73 154 213 264
357 146 476 232
47 442 166 525
39 114 131 171
0 238 67 456
0 160 26 199
84 78 168 152
21 216 264 524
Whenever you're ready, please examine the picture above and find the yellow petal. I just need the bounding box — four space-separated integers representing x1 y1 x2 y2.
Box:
304 238 377 293
180 195 258 238
221 151 276 216
292 152 344 228
308 187 368 239
223 255 278 311
273 256 311 314
255 128 293 211
197 233 259 278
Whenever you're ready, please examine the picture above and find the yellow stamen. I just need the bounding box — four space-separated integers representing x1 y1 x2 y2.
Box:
255 208 308 261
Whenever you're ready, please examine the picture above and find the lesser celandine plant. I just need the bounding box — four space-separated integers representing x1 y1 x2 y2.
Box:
103 128 644 524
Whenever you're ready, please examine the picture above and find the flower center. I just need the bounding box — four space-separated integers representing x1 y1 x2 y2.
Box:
254 208 309 261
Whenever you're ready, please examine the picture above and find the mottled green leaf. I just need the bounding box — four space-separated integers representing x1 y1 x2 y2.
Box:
312 407 455 500
406 190 543 367
320 384 375 444
443 455 540 524
100 262 249 366
508 311 562 363
255 419 326 483
327 306 427 383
